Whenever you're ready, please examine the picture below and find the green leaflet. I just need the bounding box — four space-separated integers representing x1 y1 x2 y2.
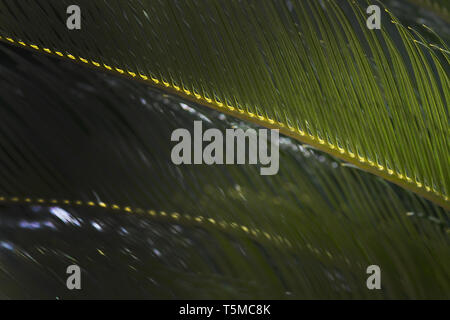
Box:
0 0 448 208
0 42 448 299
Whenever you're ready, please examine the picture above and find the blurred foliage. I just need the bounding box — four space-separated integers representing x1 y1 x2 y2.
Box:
404 0 450 22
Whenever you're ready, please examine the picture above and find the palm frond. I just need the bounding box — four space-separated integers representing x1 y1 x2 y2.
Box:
1 0 447 208
0 42 448 299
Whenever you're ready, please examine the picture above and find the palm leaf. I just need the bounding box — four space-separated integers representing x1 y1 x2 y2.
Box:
0 0 448 209
0 41 448 299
